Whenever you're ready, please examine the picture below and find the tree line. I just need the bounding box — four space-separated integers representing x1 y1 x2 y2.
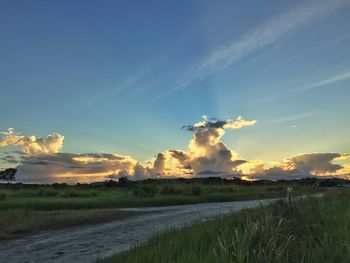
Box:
0 168 17 184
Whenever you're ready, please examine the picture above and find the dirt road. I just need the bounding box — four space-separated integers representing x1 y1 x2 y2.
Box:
0 198 276 263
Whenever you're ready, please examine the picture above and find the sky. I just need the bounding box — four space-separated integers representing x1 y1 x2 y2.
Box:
0 0 349 183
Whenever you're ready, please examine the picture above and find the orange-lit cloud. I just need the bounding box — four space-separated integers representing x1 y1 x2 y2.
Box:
0 117 349 183
152 116 256 177
16 152 140 183
246 153 350 180
0 128 64 155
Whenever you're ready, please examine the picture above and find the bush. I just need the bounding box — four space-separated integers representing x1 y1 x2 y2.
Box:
319 179 339 187
191 185 203 196
132 187 141 197
57 190 98 198
161 185 176 195
141 185 158 195
132 186 157 198
37 189 58 197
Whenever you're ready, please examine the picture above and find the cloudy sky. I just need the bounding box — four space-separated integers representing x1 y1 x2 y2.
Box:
0 0 349 183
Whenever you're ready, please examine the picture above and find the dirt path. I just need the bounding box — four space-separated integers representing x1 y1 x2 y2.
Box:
0 198 277 263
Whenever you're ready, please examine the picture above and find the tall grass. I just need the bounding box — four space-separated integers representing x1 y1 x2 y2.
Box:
0 208 133 240
0 183 322 241
101 189 350 263
0 184 319 211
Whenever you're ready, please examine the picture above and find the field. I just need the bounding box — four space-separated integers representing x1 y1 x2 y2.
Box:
101 187 350 263
0 178 323 240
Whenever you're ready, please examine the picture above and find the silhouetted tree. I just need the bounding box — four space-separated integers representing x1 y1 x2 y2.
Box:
0 168 17 184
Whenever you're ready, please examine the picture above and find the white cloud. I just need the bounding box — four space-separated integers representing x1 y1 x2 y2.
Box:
266 111 322 125
297 70 350 91
0 128 64 155
16 152 140 184
285 33 350 62
170 0 350 93
247 153 350 180
168 116 256 175
1 116 349 183
260 69 350 103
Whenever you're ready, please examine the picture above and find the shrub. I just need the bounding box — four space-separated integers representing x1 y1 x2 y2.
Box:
132 187 141 197
191 185 203 196
57 190 97 198
132 186 157 198
141 185 158 195
38 189 58 197
319 179 339 187
161 185 176 195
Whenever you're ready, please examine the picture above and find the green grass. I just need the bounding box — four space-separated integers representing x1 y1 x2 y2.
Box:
0 182 322 241
0 209 134 240
101 188 350 263
0 183 320 211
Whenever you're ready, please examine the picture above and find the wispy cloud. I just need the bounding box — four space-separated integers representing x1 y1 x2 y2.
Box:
154 0 349 99
266 111 323 125
296 70 350 91
260 69 350 103
285 33 350 62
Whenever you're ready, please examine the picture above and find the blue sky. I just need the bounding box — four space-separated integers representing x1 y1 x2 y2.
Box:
1 0 350 174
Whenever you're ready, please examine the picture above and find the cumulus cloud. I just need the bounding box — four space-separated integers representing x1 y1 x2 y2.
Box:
247 153 350 180
0 128 64 155
0 116 349 183
161 116 256 176
16 152 140 184
133 162 148 180
148 153 167 178
283 153 344 174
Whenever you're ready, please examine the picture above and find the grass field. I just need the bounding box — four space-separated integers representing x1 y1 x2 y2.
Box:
0 181 322 240
0 182 320 210
0 209 133 240
101 188 350 263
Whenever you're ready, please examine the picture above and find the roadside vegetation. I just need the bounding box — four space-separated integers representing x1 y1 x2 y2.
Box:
0 177 331 240
101 187 350 263
0 209 132 240
0 179 321 211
